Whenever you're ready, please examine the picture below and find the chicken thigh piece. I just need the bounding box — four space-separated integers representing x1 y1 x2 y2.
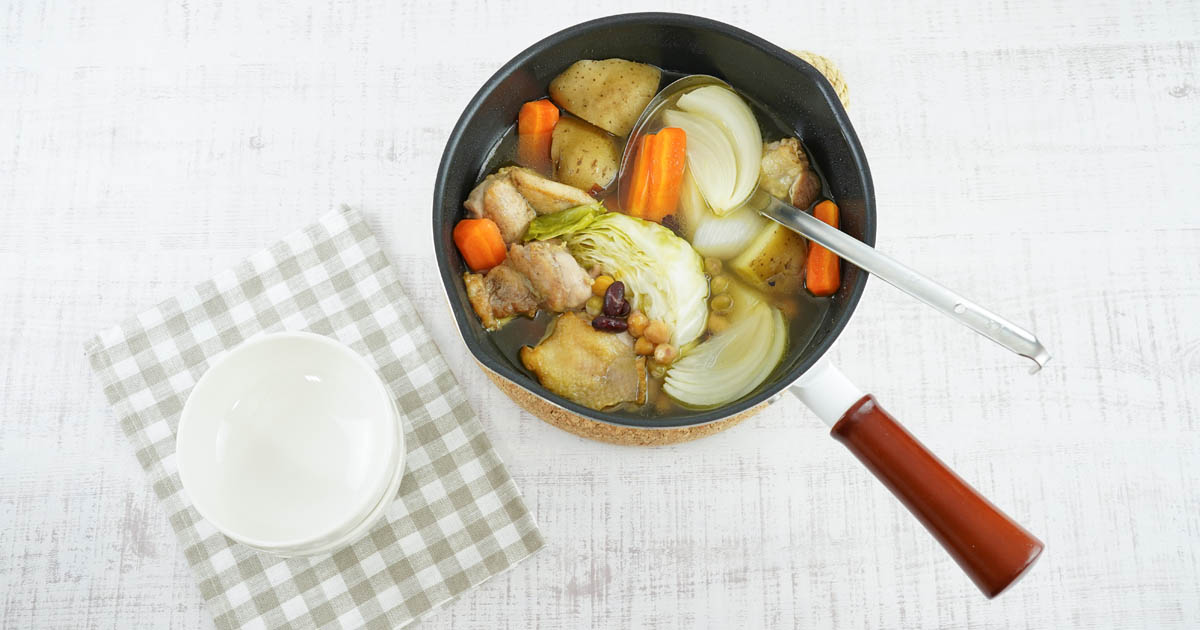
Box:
506 240 593 312
463 173 537 243
520 313 648 410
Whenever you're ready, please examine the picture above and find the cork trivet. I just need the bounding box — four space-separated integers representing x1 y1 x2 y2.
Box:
479 52 846 445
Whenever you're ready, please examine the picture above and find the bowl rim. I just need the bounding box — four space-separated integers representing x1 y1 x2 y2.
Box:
176 330 405 549
433 11 876 430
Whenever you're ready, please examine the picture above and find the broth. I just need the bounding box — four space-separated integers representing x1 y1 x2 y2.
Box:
473 68 833 419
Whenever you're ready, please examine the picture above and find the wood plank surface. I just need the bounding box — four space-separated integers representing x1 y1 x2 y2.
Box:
2 0 1198 627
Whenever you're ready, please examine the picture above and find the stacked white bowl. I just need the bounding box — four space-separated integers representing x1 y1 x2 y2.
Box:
177 332 405 556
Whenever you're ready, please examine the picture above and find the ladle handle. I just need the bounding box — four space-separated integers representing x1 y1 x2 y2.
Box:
831 394 1044 598
753 193 1051 372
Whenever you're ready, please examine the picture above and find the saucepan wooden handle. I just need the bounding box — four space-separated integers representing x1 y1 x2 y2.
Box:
831 394 1043 598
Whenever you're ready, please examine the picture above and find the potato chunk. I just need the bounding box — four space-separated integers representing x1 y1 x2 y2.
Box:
551 117 619 192
549 59 661 137
728 222 808 296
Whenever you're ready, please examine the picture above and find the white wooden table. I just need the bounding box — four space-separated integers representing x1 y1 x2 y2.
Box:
3 1 1198 627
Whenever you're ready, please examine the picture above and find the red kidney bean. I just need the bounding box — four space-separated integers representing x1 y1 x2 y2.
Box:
616 300 631 317
603 281 626 316
591 315 629 332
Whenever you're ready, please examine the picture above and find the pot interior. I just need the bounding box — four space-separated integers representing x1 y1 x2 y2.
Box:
433 13 875 429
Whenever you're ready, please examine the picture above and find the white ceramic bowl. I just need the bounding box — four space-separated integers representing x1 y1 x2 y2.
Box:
177 331 404 554
241 398 408 558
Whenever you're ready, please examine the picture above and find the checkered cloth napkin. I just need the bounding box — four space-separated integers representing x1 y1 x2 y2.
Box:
84 207 543 629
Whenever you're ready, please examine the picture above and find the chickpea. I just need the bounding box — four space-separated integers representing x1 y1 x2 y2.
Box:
648 361 668 379
704 257 723 276
707 314 730 334
653 343 677 364
710 293 733 315
634 336 655 356
710 275 730 294
627 311 649 337
592 275 615 297
643 320 671 345
585 295 604 316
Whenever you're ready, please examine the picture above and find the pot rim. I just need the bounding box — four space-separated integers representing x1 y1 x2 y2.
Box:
432 11 876 430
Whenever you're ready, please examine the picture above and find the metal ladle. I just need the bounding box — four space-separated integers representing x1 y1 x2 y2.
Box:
615 75 1051 372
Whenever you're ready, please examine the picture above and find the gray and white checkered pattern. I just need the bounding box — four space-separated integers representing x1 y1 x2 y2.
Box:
84 207 544 629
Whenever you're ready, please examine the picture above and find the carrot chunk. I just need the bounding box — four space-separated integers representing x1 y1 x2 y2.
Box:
622 133 656 216
516 99 560 173
623 127 687 223
806 200 841 296
454 218 508 271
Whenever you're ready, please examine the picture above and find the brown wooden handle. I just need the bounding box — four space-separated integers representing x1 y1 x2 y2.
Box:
831 394 1043 598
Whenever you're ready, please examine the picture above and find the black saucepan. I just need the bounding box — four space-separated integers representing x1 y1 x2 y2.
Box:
433 12 1041 597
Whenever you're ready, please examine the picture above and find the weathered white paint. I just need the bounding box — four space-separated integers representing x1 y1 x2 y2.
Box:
2 0 1198 628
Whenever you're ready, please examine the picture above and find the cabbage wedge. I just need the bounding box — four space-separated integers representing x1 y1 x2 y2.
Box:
524 203 604 241
560 212 709 347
